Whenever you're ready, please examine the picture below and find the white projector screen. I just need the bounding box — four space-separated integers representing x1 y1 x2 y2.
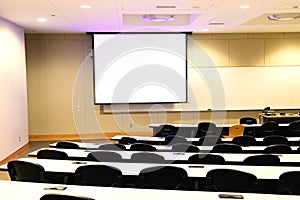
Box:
93 33 187 104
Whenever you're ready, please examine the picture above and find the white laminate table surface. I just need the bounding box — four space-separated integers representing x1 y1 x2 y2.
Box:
2 157 300 179
1 180 299 200
29 147 300 163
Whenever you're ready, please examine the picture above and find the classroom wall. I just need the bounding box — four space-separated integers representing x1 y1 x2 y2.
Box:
0 17 28 161
25 33 300 139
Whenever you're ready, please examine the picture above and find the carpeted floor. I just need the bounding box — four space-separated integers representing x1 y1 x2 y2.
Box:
0 139 110 181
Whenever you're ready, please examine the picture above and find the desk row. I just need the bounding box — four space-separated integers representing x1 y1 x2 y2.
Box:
150 122 299 137
1 180 299 200
51 141 300 154
112 135 300 145
2 158 300 194
29 147 300 166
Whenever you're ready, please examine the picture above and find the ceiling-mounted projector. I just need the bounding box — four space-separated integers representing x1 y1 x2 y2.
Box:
142 14 175 22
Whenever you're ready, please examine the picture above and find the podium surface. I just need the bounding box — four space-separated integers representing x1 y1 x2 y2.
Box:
259 113 300 123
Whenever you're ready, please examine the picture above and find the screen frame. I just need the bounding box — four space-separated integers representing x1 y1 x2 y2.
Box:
89 32 189 105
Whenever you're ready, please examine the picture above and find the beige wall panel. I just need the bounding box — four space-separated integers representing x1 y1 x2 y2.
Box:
122 113 153 133
26 39 48 134
194 39 229 66
96 113 123 133
230 39 265 66
248 33 283 39
157 112 191 124
265 38 300 66
212 33 247 40
227 110 260 124
45 40 83 133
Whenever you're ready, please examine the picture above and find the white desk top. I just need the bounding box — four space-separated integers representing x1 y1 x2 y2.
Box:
149 123 289 128
2 157 300 179
49 141 299 151
28 147 300 164
111 135 300 142
1 180 298 200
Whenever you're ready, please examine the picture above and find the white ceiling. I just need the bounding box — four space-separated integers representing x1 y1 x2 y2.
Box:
0 0 300 33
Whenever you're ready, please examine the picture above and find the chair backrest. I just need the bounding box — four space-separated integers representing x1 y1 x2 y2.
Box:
7 160 46 182
118 137 138 145
138 166 188 190
154 124 178 137
131 152 165 163
239 117 257 124
56 141 80 149
278 171 300 195
87 151 123 162
40 194 95 200
227 124 245 138
188 154 225 164
243 154 280 166
232 135 256 146
195 122 217 138
288 120 300 136
74 165 122 187
129 143 157 151
171 143 200 152
194 135 222 146
211 143 243 153
264 144 292 153
263 135 288 145
206 169 258 192
98 143 126 151
164 135 187 145
37 149 69 160
259 121 279 137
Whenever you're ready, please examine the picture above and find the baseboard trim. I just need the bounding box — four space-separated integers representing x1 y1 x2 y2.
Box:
0 143 29 165
29 132 153 141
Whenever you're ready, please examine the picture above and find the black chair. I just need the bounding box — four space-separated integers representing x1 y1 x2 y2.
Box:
118 137 137 145
37 149 69 183
188 154 225 164
211 143 243 153
258 121 279 137
56 141 80 149
206 169 258 192
243 154 280 166
263 135 288 145
87 151 123 162
195 122 217 138
131 152 165 163
171 143 200 152
37 149 69 160
129 143 157 151
138 166 188 190
7 160 47 182
232 135 256 146
193 135 222 146
288 120 300 137
278 171 300 195
74 165 122 187
155 124 178 137
239 117 257 124
40 194 94 200
164 135 187 145
263 144 292 153
98 143 126 151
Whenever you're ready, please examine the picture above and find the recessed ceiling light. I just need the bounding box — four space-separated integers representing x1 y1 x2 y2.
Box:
201 28 209 32
80 5 92 9
142 14 175 22
37 18 47 22
240 5 251 9
268 13 300 21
